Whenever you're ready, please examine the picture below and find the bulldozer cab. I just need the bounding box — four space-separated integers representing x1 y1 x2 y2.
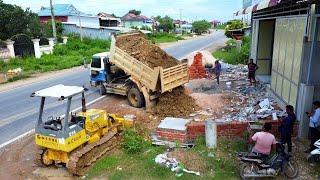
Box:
31 85 87 139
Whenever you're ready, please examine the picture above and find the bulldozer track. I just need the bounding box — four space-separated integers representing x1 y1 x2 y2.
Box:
66 130 120 176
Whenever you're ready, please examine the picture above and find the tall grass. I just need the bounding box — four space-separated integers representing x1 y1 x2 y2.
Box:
0 36 110 81
148 32 184 43
213 36 250 65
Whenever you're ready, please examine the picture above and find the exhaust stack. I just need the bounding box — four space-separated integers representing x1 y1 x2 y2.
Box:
81 92 86 113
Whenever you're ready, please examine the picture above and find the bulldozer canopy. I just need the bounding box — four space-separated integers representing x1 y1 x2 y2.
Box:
31 84 85 99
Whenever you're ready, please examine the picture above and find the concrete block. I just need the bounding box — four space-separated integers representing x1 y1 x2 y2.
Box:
158 117 191 131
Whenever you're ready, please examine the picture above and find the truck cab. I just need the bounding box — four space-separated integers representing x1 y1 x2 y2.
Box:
90 52 110 86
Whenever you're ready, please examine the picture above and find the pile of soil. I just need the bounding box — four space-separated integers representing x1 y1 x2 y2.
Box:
152 87 199 118
116 33 179 69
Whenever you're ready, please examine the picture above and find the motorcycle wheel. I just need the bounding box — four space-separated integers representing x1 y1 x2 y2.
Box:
283 160 299 179
239 163 259 180
307 154 320 164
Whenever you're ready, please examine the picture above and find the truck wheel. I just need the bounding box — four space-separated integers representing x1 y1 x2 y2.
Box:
99 85 106 95
127 87 145 108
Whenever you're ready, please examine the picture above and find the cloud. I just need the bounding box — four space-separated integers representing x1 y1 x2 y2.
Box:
3 0 242 21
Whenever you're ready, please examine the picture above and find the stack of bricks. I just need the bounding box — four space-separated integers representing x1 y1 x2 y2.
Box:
188 52 207 79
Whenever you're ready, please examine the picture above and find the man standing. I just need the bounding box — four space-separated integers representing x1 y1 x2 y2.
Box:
306 101 320 152
247 59 259 86
213 60 222 84
279 105 296 153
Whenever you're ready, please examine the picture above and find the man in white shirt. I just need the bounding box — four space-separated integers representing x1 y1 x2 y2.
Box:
306 101 320 152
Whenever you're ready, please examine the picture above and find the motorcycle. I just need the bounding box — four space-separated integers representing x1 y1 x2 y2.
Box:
237 143 299 179
307 139 320 164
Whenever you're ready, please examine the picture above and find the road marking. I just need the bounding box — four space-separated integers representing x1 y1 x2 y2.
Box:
0 95 106 149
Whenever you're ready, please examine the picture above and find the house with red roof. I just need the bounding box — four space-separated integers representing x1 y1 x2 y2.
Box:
121 13 153 29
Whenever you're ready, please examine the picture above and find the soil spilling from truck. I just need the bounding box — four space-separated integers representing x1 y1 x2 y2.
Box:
152 87 199 118
116 33 179 69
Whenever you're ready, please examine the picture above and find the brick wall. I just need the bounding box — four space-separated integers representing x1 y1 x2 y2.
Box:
188 52 207 79
187 121 249 139
156 128 188 142
39 16 68 23
156 119 299 143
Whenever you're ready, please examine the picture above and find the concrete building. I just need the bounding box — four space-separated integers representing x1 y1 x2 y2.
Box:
97 12 121 27
237 0 319 138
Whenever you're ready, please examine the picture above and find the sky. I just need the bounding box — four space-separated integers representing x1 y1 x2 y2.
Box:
4 0 242 22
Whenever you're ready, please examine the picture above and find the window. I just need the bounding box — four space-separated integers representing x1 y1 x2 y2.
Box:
91 57 101 68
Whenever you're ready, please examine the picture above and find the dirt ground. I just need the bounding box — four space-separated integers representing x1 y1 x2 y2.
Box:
0 79 319 179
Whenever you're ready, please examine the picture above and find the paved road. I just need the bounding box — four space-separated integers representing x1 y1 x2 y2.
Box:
0 31 226 145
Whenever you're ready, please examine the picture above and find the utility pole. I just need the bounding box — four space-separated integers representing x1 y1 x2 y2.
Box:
50 0 57 42
179 9 183 34
78 11 83 41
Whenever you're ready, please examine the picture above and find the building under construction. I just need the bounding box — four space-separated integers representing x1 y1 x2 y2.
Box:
243 0 320 138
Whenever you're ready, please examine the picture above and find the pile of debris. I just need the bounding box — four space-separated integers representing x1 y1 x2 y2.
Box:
116 33 179 69
155 151 201 177
216 83 286 123
219 62 248 82
152 87 199 118
185 60 285 123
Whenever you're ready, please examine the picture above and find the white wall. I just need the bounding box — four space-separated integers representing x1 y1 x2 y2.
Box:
63 24 118 40
68 15 100 28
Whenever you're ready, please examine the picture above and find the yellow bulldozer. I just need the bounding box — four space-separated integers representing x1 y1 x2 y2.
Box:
31 84 133 175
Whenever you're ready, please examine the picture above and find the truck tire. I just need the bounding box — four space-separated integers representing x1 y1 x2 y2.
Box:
99 85 106 95
127 87 145 108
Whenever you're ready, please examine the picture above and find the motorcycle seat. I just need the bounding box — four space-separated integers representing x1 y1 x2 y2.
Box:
246 152 262 158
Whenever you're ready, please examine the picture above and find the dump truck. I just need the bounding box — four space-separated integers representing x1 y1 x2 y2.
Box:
90 32 189 110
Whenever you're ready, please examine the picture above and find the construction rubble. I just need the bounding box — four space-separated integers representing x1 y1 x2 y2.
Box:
155 152 201 177
186 59 286 123
153 56 290 144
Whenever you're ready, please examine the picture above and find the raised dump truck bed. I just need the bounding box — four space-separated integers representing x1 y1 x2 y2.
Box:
110 33 189 95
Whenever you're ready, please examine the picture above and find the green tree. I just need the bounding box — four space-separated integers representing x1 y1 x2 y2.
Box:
192 20 211 35
224 19 245 38
129 9 141 15
157 15 174 33
0 0 42 40
42 21 64 37
111 13 118 18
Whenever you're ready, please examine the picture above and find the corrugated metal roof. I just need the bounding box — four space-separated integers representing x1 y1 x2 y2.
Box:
234 0 282 16
38 4 87 17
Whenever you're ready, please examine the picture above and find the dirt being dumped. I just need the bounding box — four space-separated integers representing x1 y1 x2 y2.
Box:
116 33 179 69
152 87 199 118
